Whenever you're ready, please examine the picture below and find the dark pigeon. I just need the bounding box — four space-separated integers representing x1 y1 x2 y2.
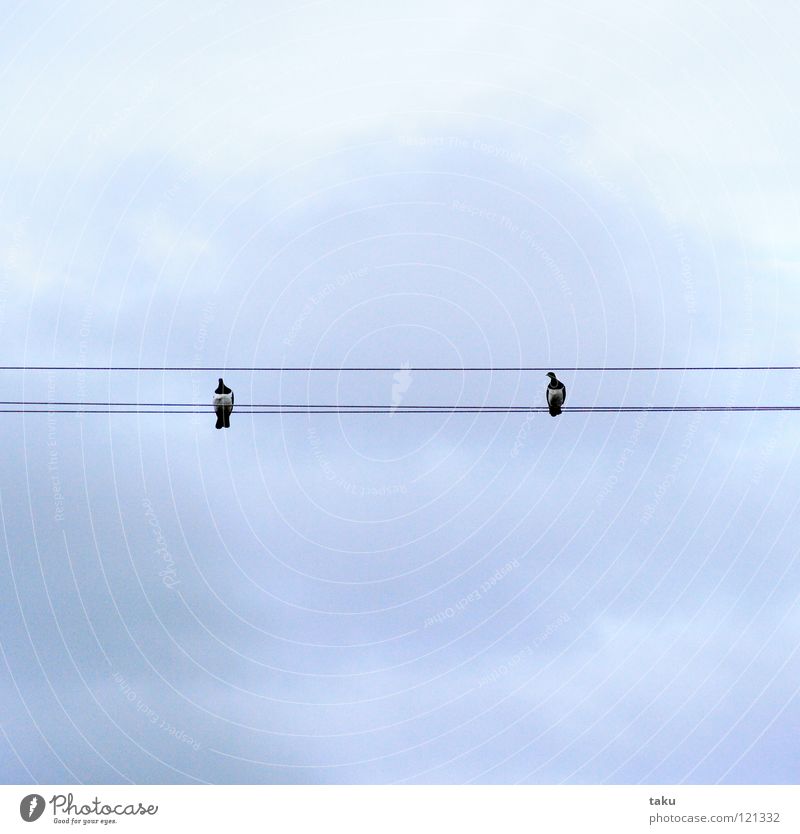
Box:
546 372 566 416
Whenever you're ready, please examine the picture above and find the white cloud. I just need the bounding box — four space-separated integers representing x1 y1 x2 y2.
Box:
3 1 798 255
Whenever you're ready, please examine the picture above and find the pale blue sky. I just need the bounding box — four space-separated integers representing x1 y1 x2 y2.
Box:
1 1 800 784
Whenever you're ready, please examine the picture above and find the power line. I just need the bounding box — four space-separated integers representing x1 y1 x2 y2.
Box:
0 401 580 407
2 365 800 373
2 406 799 414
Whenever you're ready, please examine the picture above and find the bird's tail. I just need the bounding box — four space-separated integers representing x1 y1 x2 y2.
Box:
215 408 224 429
549 405 562 417
223 409 231 429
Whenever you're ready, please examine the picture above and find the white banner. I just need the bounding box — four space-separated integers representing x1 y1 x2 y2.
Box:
2 785 797 833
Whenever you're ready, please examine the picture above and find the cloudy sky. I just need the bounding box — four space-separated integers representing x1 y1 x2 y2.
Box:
2 0 800 784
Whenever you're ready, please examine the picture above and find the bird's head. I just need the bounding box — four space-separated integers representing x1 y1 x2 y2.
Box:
546 372 556 380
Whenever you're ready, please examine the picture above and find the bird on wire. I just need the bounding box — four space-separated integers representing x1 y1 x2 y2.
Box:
213 378 234 429
546 372 566 416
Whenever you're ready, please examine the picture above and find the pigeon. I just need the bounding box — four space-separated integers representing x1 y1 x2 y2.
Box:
213 378 234 429
546 372 566 416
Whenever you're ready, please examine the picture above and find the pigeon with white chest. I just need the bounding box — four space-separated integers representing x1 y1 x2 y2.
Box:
213 378 234 429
